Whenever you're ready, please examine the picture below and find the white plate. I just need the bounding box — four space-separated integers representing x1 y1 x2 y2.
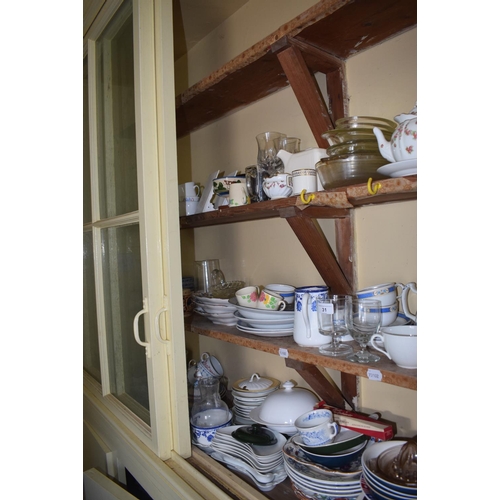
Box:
194 294 231 305
234 311 294 328
236 322 293 337
377 158 417 177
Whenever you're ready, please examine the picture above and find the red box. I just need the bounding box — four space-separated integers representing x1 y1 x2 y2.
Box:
314 401 396 441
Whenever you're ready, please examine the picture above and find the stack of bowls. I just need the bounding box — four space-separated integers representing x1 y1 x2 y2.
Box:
231 374 280 425
361 440 417 500
192 294 238 326
228 297 295 337
316 116 396 189
283 436 364 500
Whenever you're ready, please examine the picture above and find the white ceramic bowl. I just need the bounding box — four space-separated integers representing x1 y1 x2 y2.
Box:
250 380 319 430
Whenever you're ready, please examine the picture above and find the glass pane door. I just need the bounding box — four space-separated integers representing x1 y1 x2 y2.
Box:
85 0 186 459
101 223 149 423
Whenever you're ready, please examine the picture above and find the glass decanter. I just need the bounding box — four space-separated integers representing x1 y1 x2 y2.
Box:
190 377 230 428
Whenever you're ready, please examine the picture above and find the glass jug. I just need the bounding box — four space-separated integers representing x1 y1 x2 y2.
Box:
256 131 286 173
191 377 230 427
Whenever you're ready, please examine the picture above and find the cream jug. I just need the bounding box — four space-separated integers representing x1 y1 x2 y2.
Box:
293 286 329 347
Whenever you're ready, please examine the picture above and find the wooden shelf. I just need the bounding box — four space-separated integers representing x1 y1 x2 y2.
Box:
179 176 417 230
187 315 416 391
176 0 417 139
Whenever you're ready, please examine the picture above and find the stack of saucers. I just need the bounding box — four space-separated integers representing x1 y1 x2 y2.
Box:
192 294 238 326
283 436 364 500
361 440 417 500
208 425 288 492
231 374 280 425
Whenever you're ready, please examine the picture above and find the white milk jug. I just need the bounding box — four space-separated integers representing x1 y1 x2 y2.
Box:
293 286 329 347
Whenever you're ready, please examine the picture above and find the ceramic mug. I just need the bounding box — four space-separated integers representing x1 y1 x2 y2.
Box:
293 286 329 346
179 182 201 201
235 286 260 308
185 197 200 216
264 284 295 305
197 352 224 378
370 325 417 369
292 168 317 195
257 289 286 311
294 409 339 446
229 183 249 207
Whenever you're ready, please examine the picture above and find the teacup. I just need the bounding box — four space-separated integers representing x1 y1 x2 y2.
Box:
356 281 417 323
380 302 398 326
264 283 295 305
235 286 260 308
197 352 224 378
370 325 417 369
263 173 293 199
294 409 339 446
292 168 317 195
356 282 401 306
257 289 286 311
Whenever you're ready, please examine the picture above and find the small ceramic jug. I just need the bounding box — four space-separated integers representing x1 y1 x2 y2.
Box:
293 286 329 347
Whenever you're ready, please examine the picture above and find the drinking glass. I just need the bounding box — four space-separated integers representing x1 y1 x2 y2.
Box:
317 295 353 357
347 299 382 363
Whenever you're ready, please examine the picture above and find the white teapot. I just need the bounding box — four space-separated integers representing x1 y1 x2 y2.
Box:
373 103 417 163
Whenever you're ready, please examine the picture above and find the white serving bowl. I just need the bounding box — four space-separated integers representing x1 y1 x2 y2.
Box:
191 410 233 447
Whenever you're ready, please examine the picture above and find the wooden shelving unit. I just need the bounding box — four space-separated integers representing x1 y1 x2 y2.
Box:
177 1 417 497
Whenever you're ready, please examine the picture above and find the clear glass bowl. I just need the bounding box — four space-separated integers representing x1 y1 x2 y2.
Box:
315 154 388 190
334 116 397 130
322 128 393 146
326 139 382 157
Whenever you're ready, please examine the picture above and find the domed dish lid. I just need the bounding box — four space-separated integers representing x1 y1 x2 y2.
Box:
235 373 274 391
231 423 278 446
257 380 320 425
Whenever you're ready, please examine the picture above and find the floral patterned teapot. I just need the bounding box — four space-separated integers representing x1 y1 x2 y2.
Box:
373 103 417 163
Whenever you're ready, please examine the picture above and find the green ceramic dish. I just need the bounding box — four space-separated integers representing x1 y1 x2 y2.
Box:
292 427 368 455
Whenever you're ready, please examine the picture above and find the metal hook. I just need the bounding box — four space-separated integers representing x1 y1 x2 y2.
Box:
300 189 315 204
367 177 382 195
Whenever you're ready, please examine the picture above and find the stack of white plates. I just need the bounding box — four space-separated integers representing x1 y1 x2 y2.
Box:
283 437 363 500
228 298 295 337
231 375 280 425
208 425 288 492
192 294 238 326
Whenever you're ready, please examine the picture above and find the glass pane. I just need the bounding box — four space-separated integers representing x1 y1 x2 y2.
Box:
83 58 92 224
83 230 101 382
96 0 138 219
101 223 150 424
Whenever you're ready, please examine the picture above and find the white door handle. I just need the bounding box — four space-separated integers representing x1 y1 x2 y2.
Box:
154 298 169 344
133 298 151 358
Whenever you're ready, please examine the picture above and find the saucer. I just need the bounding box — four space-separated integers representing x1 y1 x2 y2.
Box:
377 159 417 177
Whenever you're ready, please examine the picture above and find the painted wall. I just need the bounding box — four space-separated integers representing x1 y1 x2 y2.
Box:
176 2 417 436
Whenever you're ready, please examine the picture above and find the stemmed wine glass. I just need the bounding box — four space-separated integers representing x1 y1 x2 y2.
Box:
347 298 382 363
317 295 353 357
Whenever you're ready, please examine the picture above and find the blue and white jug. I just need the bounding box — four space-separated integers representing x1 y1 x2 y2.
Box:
293 286 329 347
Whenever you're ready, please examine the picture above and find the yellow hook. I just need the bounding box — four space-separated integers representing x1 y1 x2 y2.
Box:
300 189 315 204
367 177 382 195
